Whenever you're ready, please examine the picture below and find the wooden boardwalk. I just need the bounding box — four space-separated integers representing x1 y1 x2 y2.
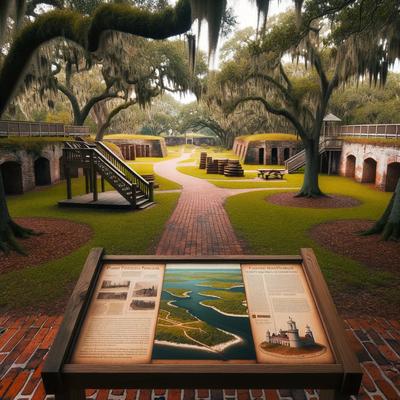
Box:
58 191 134 210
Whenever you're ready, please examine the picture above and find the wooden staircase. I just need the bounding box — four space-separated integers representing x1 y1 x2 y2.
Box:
285 137 343 173
62 141 154 210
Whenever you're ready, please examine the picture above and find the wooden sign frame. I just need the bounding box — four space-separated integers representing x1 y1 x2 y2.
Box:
42 248 362 400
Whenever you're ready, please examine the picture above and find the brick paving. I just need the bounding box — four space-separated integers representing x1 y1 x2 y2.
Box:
1 152 399 399
154 153 293 255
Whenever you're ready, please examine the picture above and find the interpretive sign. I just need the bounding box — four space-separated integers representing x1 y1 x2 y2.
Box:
242 264 333 364
42 249 362 400
72 263 164 364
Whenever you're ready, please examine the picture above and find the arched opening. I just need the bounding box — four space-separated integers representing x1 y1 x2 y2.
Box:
258 148 265 164
385 162 400 192
362 158 377 184
34 157 51 186
0 161 23 194
283 148 290 161
345 155 356 178
271 148 278 165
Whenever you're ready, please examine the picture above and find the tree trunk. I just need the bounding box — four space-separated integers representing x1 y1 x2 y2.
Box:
96 123 109 141
0 172 36 254
296 139 324 197
362 177 400 240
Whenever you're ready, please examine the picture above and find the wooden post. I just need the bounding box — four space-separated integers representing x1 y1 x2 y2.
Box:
319 389 350 400
55 388 86 400
66 167 72 200
101 176 105 192
149 181 154 202
92 169 98 202
85 170 90 194
328 151 332 175
132 183 137 208
90 152 98 202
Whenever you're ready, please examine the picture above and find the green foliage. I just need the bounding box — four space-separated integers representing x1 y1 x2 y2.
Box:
0 0 193 116
237 133 299 142
45 110 72 124
200 290 247 316
330 73 400 124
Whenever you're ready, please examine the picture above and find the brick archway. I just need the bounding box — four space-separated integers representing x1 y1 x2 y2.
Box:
0 161 23 194
345 154 356 178
362 157 377 183
385 162 400 192
34 157 51 186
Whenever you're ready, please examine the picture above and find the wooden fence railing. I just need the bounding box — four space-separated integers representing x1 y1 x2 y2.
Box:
0 120 90 137
335 124 400 139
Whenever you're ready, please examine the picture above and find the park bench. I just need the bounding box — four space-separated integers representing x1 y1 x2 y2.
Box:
257 168 286 180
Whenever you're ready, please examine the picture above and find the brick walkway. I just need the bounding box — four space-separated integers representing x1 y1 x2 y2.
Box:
154 153 290 255
1 152 399 399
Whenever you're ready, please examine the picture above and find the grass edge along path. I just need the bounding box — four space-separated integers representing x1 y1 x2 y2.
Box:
224 176 399 317
0 177 180 313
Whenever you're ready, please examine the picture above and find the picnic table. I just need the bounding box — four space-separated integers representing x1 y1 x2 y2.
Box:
257 168 286 180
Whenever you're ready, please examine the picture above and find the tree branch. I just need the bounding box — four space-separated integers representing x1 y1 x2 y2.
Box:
96 99 136 140
233 96 307 138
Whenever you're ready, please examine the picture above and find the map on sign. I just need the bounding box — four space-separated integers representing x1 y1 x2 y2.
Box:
152 264 256 361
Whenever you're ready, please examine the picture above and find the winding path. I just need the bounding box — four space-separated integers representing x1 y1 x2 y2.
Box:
154 151 294 255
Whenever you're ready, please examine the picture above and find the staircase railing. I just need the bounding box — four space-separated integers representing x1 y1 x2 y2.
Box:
95 141 154 201
285 137 343 173
63 147 137 206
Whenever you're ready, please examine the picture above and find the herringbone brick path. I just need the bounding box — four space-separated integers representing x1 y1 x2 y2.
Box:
1 153 399 399
0 315 399 399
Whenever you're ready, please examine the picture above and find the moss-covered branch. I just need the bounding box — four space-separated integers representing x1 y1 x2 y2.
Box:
0 0 192 117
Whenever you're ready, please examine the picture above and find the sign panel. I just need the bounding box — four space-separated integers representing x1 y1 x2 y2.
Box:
72 263 164 364
70 261 334 365
242 263 334 364
152 263 255 361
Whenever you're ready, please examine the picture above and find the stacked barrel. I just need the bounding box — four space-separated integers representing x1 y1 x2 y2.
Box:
199 153 244 177
224 160 245 177
217 159 228 174
199 152 207 169
206 157 219 174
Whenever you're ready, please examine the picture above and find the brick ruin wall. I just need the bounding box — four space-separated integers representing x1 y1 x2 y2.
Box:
104 138 167 160
233 138 300 165
0 142 65 194
339 142 400 191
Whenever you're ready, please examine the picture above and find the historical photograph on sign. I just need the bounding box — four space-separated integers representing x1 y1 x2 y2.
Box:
97 291 128 300
71 263 164 365
132 281 158 297
130 299 156 310
152 264 255 361
101 280 130 290
242 263 334 364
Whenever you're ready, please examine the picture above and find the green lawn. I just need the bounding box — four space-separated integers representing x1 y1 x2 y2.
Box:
0 178 179 312
129 162 182 190
224 175 398 313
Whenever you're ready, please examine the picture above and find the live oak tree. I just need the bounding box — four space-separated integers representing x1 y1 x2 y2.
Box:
0 0 227 253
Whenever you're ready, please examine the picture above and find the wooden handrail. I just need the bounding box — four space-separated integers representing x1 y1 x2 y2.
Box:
95 141 153 200
0 120 90 137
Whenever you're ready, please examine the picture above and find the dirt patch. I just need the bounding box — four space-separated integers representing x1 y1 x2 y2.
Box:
310 219 400 319
310 219 400 274
267 193 361 208
0 217 93 275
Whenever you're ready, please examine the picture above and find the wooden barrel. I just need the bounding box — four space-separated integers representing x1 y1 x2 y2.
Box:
224 160 244 177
